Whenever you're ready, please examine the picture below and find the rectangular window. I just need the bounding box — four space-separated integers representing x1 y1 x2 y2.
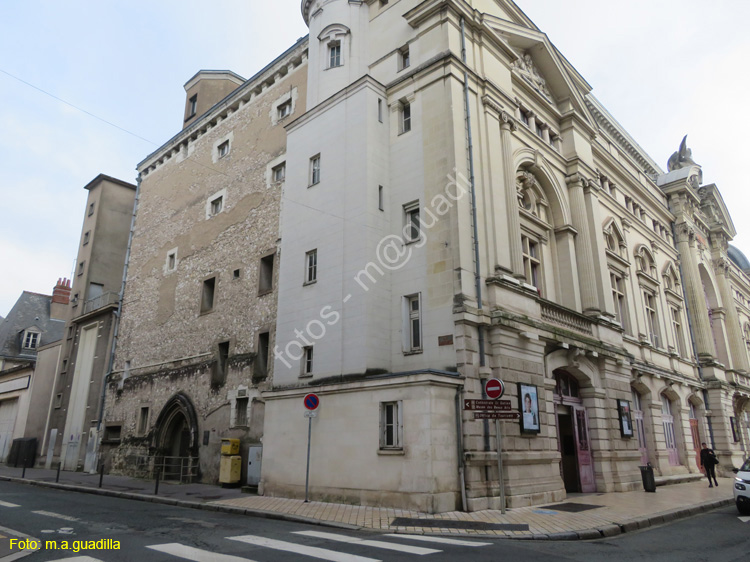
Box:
104 425 121 443
54 393 63 409
235 397 248 426
522 235 541 291
78 261 85 276
400 102 411 133
329 42 342 68
61 359 68 373
519 109 529 127
137 407 149 436
380 401 403 449
378 185 384 211
644 291 661 348
610 272 629 333
404 203 420 243
210 196 223 216
83 231 91 245
671 307 686 357
310 155 321 185
405 294 421 352
167 251 176 271
88 202 95 216
259 253 274 294
399 46 410 70
305 250 318 284
277 100 292 119
378 99 383 123
218 140 230 159
302 346 314 376
272 162 286 183
188 94 197 117
201 277 216 313
255 332 270 380
212 340 230 386
23 332 39 349
233 269 241 280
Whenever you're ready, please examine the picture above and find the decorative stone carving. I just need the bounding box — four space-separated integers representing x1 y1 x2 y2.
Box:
513 53 552 100
667 135 700 171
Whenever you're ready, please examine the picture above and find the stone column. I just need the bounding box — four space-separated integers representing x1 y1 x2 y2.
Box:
675 223 717 360
583 180 616 317
566 174 600 315
499 112 524 278
715 257 750 372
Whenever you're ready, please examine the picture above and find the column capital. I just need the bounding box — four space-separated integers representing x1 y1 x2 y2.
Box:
565 173 596 190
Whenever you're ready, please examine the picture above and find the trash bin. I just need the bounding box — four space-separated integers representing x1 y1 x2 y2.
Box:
8 438 37 468
640 463 656 493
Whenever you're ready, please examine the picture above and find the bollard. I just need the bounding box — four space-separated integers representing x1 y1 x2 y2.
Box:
56 462 61 483
154 468 161 496
99 463 105 488
21 461 26 479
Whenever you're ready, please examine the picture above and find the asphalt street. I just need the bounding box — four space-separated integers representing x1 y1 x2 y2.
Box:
1 480 748 562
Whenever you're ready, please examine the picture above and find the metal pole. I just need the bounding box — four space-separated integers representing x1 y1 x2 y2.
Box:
99 463 104 488
22 462 26 479
56 462 61 483
304 416 312 503
495 419 506 514
154 468 161 495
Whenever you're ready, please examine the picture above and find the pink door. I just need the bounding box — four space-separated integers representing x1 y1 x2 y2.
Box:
573 407 596 493
632 390 649 465
661 395 680 466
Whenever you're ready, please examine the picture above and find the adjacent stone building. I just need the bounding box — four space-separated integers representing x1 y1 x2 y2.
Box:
101 0 750 512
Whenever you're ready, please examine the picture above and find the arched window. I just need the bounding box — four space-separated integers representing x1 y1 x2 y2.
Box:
635 246 658 279
603 218 626 259
662 263 680 292
517 171 550 295
318 24 350 70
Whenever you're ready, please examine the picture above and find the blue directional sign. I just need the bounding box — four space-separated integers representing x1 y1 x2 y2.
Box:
303 393 320 411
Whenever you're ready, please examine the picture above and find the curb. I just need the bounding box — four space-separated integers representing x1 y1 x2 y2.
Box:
1 475 732 540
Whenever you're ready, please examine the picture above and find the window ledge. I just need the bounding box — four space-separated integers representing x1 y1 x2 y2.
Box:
299 374 313 379
403 349 423 356
378 448 405 456
199 309 215 317
257 289 273 297
303 280 318 287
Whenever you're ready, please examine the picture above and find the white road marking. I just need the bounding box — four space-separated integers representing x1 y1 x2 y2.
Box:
228 535 380 562
148 543 256 561
294 531 441 555
382 533 491 546
31 510 79 522
739 516 750 523
0 500 20 507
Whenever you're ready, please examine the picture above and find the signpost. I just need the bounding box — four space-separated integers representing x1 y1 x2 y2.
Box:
303 393 319 503
475 379 507 514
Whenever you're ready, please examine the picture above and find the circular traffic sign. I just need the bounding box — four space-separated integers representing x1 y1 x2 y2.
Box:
303 393 320 411
485 378 505 399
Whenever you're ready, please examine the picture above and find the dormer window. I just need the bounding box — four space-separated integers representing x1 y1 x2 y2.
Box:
23 331 40 349
329 41 342 68
188 94 197 118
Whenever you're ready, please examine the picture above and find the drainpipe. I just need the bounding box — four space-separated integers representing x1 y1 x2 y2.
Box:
460 17 485 369
455 385 468 511
96 174 141 441
672 221 715 448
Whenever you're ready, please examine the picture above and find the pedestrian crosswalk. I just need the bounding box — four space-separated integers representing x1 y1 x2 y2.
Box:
46 530 490 561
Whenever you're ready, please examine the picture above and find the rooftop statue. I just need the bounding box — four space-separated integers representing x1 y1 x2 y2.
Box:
667 135 699 171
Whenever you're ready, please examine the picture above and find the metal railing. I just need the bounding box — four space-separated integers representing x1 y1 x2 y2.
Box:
540 301 594 336
82 291 119 315
153 456 199 483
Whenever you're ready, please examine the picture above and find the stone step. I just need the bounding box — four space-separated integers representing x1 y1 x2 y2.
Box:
655 473 705 486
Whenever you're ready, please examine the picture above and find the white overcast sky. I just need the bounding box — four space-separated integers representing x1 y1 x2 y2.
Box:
1 0 748 317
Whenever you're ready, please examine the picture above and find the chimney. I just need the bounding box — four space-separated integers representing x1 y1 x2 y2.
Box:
50 278 71 320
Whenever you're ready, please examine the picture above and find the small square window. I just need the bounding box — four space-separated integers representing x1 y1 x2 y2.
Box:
301 346 314 376
380 401 403 449
272 163 286 183
233 269 241 280
218 140 230 159
83 231 91 246
278 100 292 119
259 254 274 294
400 102 411 134
310 155 321 186
329 41 342 68
104 425 121 443
210 196 223 216
201 277 216 314
88 202 95 216
305 250 318 284
23 331 39 349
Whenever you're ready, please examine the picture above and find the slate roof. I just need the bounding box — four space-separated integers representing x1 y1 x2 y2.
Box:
0 292 65 361
728 245 750 273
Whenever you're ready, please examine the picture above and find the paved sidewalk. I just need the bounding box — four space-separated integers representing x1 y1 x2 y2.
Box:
0 465 734 540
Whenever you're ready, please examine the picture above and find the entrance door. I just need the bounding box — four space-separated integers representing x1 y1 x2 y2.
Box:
572 406 596 492
0 399 19 462
632 390 649 465
661 395 680 466
688 403 702 473
557 411 579 492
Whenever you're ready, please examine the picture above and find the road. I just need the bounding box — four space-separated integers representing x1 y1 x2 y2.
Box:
1 480 748 561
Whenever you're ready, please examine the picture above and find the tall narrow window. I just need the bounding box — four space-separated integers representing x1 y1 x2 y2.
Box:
404 203 420 243
167 251 177 272
378 185 384 211
671 307 686 357
83 231 91 246
302 346 314 376
255 332 270 379
399 46 410 70
310 155 321 186
235 397 249 426
137 407 149 436
88 202 95 216
380 401 403 449
400 102 411 133
406 294 421 352
329 42 342 68
522 235 541 291
188 94 197 118
201 277 216 313
305 250 318 284
378 99 383 123
259 254 274 294
611 272 629 333
212 340 230 386
644 291 660 348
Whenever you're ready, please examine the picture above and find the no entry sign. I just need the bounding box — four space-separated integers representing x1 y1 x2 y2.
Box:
303 393 320 411
485 378 505 400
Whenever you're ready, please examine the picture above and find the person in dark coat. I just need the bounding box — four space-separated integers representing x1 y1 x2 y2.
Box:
700 442 719 487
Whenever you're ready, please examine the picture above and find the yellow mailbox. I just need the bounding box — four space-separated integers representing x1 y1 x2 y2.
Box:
221 438 240 456
219 455 242 485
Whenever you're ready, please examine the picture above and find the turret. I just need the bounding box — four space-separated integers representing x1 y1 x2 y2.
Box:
301 0 370 108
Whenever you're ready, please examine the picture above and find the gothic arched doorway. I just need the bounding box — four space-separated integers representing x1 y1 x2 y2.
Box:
153 393 199 482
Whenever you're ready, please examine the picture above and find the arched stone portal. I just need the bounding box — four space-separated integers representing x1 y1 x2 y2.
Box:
153 393 199 481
